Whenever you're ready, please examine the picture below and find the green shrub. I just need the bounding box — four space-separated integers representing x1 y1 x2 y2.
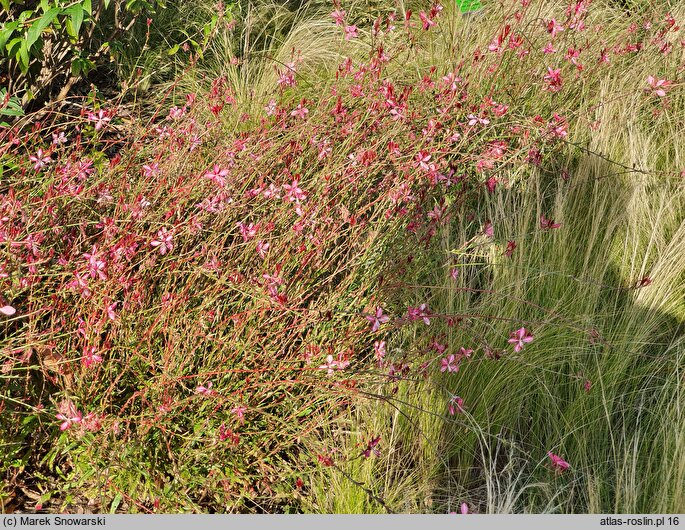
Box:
0 0 170 106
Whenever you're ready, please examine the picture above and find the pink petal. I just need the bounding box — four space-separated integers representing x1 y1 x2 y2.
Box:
0 305 15 316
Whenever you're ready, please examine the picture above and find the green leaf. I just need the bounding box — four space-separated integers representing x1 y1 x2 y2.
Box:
18 39 30 71
456 0 482 12
71 56 95 76
0 0 9 12
83 0 92 15
109 493 122 513
26 7 60 50
0 107 24 117
18 10 34 23
71 58 82 76
202 15 218 40
66 4 84 38
166 43 179 55
6 37 22 57
0 89 23 118
0 21 19 53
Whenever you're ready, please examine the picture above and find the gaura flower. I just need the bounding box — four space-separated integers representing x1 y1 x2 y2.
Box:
548 451 570 472
508 327 534 352
367 306 390 332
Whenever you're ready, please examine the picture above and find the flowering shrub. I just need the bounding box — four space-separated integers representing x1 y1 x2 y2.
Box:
1 0 684 514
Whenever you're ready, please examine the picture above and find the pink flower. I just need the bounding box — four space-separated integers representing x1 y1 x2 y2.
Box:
367 306 390 332
508 327 534 352
0 305 16 316
646 75 671 97
29 148 51 171
389 103 406 121
548 113 568 138
87 109 111 131
237 221 258 242
283 180 307 202
83 245 107 280
449 395 465 415
143 163 159 177
262 183 281 199
431 340 446 354
151 228 174 255
330 9 346 26
491 102 509 117
168 106 185 119
544 67 563 92
540 214 561 229
290 103 309 119
262 272 283 298
256 240 270 258
277 66 296 88
419 11 435 30
68 272 92 298
319 354 349 375
458 347 473 360
52 131 68 145
56 410 82 431
196 381 214 395
82 413 102 432
428 204 445 223
344 25 358 40
483 221 494 238
106 302 118 321
415 151 432 172
361 435 381 458
584 379 592 393
505 240 517 257
566 48 583 70
374 340 386 363
543 42 557 54
319 355 337 375
82 346 103 368
56 399 83 431
204 164 229 187
264 98 277 116
336 355 350 371
546 18 564 37
467 114 490 127
231 405 247 423
407 304 431 325
547 451 570 472
460 502 469 514
440 354 459 373
450 268 459 281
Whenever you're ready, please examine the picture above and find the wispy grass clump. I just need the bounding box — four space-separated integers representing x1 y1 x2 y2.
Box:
311 0 685 514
